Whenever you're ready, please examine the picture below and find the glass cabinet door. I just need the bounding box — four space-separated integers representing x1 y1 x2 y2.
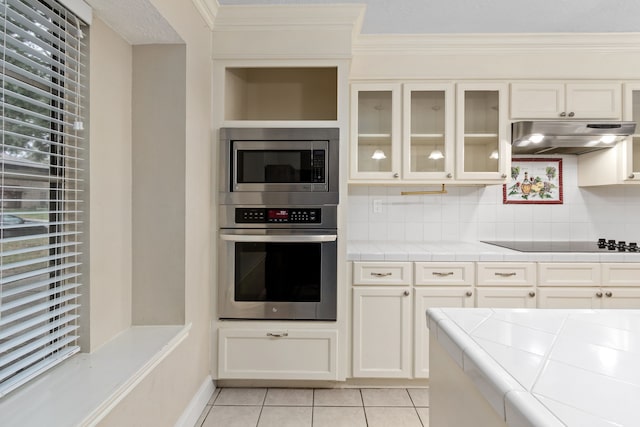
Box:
350 84 401 180
456 83 508 181
403 84 454 180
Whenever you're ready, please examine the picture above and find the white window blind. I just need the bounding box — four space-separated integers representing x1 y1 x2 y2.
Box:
0 0 86 396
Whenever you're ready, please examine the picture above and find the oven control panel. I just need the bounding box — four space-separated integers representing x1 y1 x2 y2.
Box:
235 208 321 224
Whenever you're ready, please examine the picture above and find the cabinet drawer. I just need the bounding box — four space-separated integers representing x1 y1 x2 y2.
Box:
414 262 474 286
218 328 337 380
601 263 640 287
538 263 601 287
476 262 536 286
353 262 412 285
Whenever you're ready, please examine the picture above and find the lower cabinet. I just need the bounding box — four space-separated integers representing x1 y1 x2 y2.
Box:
475 262 537 308
352 287 412 378
414 287 474 378
475 288 537 308
538 287 640 309
218 328 338 380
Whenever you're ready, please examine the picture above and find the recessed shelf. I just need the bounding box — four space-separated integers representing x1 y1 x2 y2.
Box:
225 67 337 121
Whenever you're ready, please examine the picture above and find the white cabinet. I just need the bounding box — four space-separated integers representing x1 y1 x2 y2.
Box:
218 328 338 380
476 262 537 308
352 287 412 378
350 82 509 183
456 83 510 181
537 263 640 309
577 83 640 186
350 83 401 180
510 82 621 119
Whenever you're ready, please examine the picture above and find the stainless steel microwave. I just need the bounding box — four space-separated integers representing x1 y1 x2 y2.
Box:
219 128 339 206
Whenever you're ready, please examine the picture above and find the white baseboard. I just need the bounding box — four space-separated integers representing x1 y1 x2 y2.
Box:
175 375 215 427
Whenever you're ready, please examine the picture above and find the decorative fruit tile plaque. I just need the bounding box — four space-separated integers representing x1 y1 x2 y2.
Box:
503 158 563 204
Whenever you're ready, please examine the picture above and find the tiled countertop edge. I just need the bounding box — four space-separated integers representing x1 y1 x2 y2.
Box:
348 240 640 262
426 308 564 427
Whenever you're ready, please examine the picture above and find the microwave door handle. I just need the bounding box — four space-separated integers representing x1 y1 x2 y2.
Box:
220 234 337 243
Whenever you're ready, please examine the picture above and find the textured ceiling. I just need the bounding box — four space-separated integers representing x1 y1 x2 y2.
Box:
85 0 182 44
217 0 640 34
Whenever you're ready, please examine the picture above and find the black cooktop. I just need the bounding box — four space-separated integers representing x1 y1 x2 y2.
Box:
482 241 607 253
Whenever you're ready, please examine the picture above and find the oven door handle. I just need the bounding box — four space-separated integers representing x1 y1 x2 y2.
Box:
220 234 337 243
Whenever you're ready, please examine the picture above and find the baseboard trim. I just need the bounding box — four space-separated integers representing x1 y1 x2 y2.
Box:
175 375 215 427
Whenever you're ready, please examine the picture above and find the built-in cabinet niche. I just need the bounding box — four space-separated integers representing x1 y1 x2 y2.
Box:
224 67 338 121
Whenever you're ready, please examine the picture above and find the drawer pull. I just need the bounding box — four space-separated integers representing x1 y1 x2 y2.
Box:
371 272 392 277
432 272 454 277
266 332 288 338
494 272 517 277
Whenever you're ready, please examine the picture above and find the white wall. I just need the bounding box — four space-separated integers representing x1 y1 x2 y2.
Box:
347 155 640 242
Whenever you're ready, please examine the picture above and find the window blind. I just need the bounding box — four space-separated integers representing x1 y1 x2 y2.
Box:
0 0 86 396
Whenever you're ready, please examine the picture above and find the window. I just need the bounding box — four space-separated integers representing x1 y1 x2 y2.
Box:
0 0 87 396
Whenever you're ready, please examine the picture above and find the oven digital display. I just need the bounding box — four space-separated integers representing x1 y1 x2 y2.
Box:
268 209 289 220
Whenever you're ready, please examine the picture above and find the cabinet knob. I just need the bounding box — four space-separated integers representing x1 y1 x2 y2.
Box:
528 291 536 297
596 292 603 298
465 291 473 297
568 112 575 117
629 173 635 179
605 291 613 297
393 173 399 178
403 290 410 297
559 112 567 117
501 173 507 179
446 173 453 178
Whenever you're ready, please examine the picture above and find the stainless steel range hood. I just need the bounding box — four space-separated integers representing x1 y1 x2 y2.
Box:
511 121 636 155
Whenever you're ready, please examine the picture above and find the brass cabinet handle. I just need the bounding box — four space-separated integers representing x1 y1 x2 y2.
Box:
432 272 454 277
371 272 392 277
494 272 517 277
266 332 288 338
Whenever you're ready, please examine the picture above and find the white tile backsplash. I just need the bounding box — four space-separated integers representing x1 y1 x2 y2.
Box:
348 155 640 242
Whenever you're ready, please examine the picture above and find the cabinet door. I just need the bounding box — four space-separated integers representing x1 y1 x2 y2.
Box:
218 328 338 380
510 83 565 119
623 84 640 181
455 83 509 181
402 83 455 181
353 287 411 378
602 288 640 309
475 287 537 308
565 83 621 119
537 287 602 309
350 83 401 180
414 287 474 378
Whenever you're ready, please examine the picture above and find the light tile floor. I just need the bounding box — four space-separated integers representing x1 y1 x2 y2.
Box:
195 387 430 427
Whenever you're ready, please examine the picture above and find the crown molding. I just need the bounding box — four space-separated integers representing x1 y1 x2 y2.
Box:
192 0 218 29
354 33 640 55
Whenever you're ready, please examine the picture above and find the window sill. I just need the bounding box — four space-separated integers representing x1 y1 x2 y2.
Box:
0 324 190 426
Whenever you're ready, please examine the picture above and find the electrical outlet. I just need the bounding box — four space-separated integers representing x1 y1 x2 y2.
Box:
373 199 383 214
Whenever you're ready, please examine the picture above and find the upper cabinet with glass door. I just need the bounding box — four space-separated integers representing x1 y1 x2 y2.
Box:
402 84 454 181
350 84 401 180
455 83 509 181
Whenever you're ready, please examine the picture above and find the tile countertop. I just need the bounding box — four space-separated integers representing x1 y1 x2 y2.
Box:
347 241 640 262
427 308 640 427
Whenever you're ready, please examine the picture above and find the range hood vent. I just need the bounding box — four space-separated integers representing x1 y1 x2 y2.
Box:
511 121 636 155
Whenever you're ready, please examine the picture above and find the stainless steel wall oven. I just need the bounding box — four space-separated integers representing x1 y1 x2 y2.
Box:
218 128 339 320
